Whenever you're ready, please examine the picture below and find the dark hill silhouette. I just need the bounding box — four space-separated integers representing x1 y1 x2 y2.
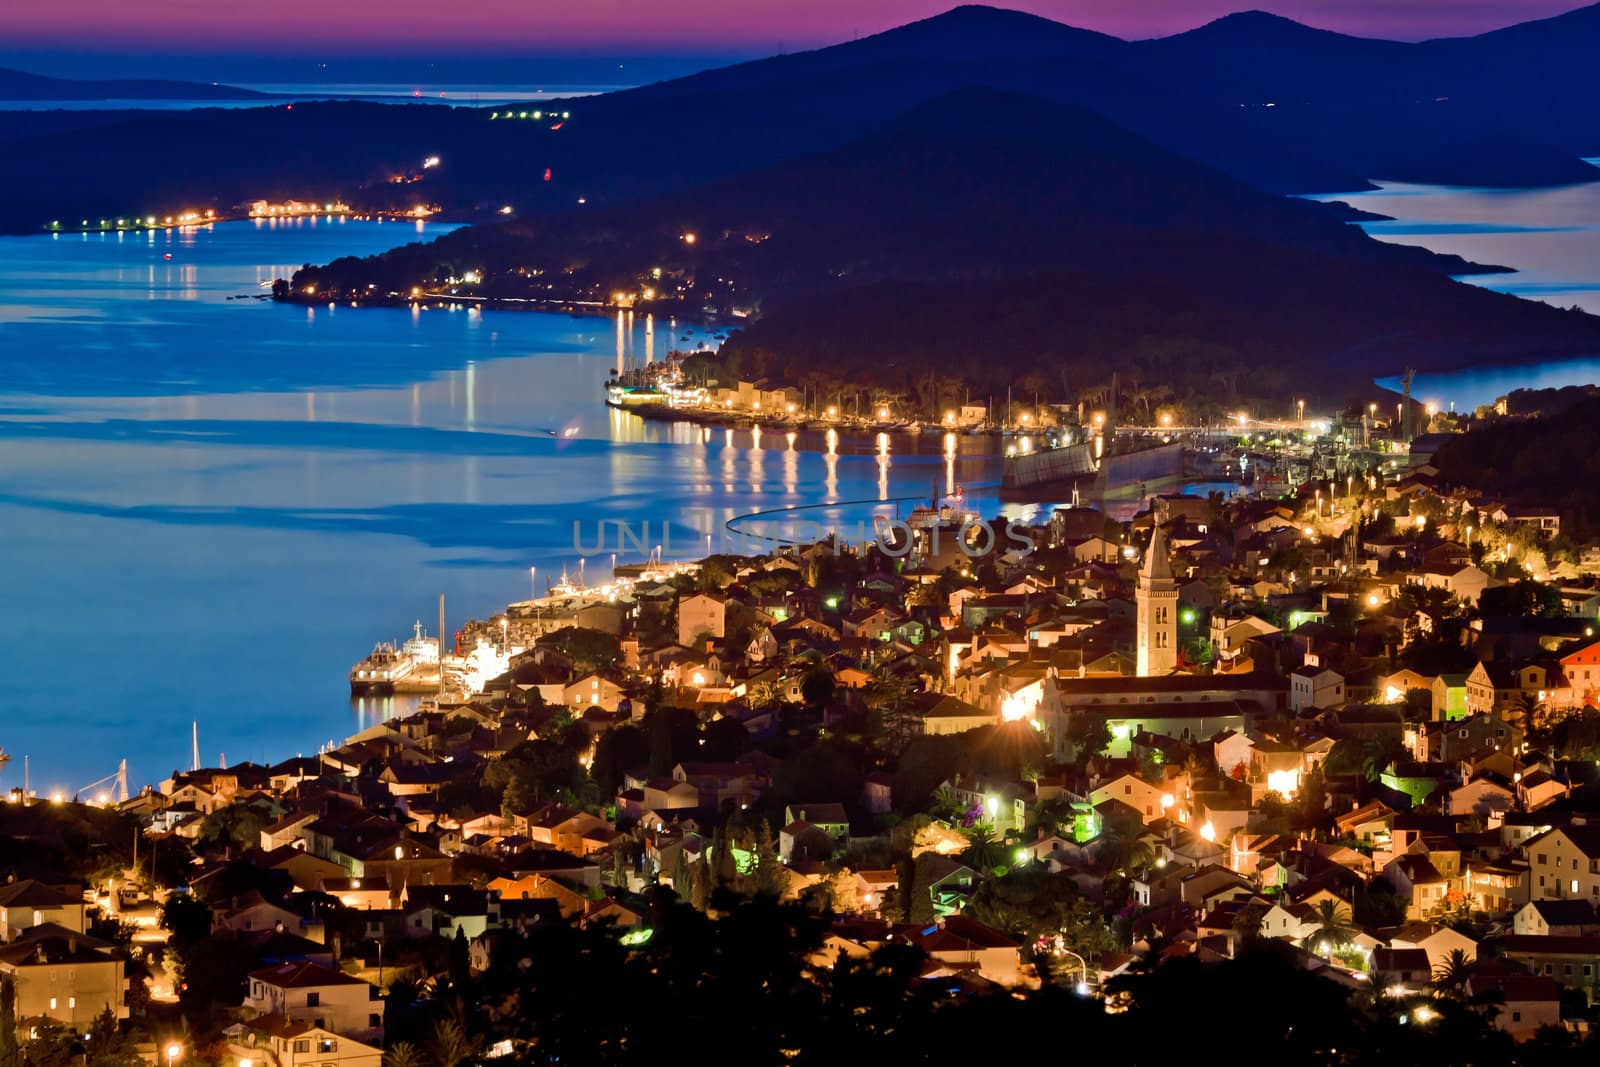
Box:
0 66 267 101
1434 396 1600 540
290 89 1600 403
7 4 1600 234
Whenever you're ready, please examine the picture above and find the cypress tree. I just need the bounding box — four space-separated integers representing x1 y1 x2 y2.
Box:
690 854 711 911
754 822 785 898
0 976 18 1067
672 849 692 901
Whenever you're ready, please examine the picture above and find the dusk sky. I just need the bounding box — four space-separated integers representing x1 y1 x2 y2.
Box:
3 0 1590 56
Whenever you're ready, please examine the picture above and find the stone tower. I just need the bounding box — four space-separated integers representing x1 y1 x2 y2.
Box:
1136 523 1179 677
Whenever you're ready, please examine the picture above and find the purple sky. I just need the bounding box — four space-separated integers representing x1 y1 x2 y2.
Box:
3 0 1587 54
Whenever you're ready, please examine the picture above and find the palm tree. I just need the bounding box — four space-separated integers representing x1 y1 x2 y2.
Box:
1302 899 1355 958
1433 947 1473 994
384 1043 431 1067
1507 691 1550 734
930 784 962 820
1125 838 1157 877
430 1016 476 1067
962 825 1003 873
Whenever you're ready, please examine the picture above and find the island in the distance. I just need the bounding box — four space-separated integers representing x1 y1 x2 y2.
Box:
0 65 269 102
285 87 1600 407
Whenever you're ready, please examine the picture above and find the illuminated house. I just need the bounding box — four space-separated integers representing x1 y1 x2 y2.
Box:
0 880 85 941
1430 673 1472 721
243 962 380 1040
1415 713 1521 762
1526 826 1600 903
1289 666 1344 713
1088 774 1169 825
0 927 125 1031
676 592 727 647
226 1017 381 1067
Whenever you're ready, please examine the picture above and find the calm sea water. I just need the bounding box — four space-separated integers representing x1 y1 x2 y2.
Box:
0 83 619 111
5 172 1600 792
0 217 1007 792
1311 169 1600 408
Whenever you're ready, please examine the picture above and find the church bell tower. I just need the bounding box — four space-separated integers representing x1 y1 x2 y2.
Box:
1136 523 1179 677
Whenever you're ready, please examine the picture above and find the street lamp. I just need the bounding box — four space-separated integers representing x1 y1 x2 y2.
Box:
1055 945 1090 994
166 1044 182 1067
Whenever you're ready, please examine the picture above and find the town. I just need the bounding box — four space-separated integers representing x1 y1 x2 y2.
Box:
6 388 1600 1064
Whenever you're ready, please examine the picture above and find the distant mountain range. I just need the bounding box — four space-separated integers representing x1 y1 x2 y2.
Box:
291 88 1600 403
12 4 1600 405
0 66 267 102
4 2 1600 237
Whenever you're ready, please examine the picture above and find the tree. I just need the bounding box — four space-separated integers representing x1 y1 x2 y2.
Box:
753 823 787 898
160 893 211 944
84 1006 141 1067
671 849 692 902
430 1016 476 1067
589 724 650 798
964 867 1111 946
800 669 836 709
1301 899 1354 958
690 854 711 911
1064 714 1111 767
0 976 18 1067
383 1042 430 1067
961 825 1003 873
1433 947 1473 995
194 800 272 854
537 627 623 672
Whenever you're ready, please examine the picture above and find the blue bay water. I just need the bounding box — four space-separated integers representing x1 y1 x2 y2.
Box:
1311 170 1600 408
0 217 1006 792
7 170 1600 792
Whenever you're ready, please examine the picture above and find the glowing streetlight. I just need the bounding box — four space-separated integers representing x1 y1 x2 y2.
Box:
166 1045 182 1067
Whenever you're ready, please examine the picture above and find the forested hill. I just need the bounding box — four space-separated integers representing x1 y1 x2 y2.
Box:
1434 398 1600 541
289 89 1600 404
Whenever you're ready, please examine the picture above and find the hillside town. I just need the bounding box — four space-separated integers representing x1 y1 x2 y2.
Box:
12 422 1600 1063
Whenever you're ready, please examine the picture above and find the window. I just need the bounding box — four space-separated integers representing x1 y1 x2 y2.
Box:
318 1040 337 1054
1513 1011 1522 1023
1565 964 1574 976
48 998 56 1010
307 992 320 1007
294 1041 311 1054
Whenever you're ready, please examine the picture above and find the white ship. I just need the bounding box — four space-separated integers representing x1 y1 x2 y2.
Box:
349 643 415 694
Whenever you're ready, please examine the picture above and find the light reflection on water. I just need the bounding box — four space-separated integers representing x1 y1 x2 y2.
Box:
0 218 1011 789
13 172 1597 787
1311 174 1600 407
